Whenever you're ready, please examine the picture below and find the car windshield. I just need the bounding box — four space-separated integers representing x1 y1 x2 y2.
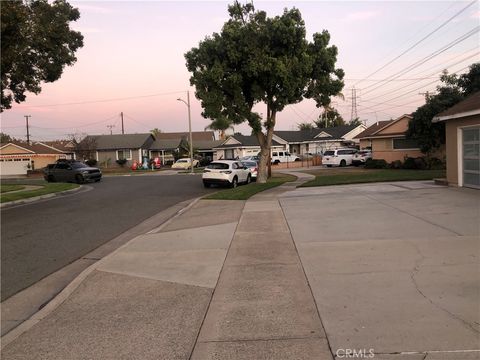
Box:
177 159 188 163
71 162 89 169
324 151 335 156
358 151 370 155
207 162 229 170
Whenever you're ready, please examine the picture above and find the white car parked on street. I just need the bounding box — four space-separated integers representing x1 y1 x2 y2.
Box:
322 148 358 167
202 160 252 188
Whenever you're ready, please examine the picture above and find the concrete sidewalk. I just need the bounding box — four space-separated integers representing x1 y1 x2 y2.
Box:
2 177 479 360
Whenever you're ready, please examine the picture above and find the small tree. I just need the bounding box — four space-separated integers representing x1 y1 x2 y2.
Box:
297 122 314 131
0 132 13 143
70 134 97 162
407 64 479 154
150 128 162 137
1 0 84 111
185 2 344 183
315 106 345 128
205 117 234 140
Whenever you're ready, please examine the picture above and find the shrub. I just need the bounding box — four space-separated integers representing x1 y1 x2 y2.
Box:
403 157 416 169
390 160 402 169
427 157 445 170
116 159 127 167
365 158 388 169
85 159 97 166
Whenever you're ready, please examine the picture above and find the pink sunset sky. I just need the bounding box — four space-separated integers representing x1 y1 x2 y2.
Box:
1 0 479 141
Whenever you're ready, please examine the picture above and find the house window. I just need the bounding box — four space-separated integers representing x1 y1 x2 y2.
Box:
117 149 132 160
393 138 419 150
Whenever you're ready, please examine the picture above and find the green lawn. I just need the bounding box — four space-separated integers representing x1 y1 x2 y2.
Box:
0 183 79 203
204 174 297 200
301 169 446 187
1 184 25 193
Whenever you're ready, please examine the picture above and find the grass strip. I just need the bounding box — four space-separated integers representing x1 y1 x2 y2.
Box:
204 174 296 200
301 169 446 187
1 184 25 193
0 183 79 203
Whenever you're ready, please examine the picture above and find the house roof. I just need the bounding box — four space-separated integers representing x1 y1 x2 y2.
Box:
433 91 480 122
42 140 75 152
82 134 153 150
0 141 65 154
155 131 215 141
275 124 361 142
354 120 395 139
195 140 224 150
215 134 282 149
149 139 182 150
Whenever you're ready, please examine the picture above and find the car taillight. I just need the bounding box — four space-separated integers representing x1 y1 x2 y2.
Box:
203 169 210 173
254 167 258 172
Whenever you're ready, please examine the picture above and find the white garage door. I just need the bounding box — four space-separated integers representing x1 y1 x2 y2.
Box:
0 158 31 176
463 127 480 189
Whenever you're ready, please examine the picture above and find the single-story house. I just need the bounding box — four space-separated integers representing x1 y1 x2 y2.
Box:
43 140 76 160
79 133 155 168
0 142 68 175
354 114 424 163
274 124 366 155
77 131 220 167
213 134 285 160
433 91 480 189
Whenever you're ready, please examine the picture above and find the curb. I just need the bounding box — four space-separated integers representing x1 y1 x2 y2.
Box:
0 186 84 209
1 195 203 349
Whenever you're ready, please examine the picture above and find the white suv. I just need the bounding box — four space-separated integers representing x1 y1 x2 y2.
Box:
202 160 251 188
271 151 300 164
322 148 358 167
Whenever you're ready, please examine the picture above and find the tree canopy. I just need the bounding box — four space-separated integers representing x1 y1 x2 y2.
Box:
407 63 480 154
185 1 344 182
315 107 345 128
297 122 314 130
1 0 83 111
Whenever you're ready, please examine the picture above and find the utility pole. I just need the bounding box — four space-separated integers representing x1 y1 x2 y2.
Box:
121 112 125 134
350 87 358 122
24 115 31 145
177 91 194 174
107 124 115 135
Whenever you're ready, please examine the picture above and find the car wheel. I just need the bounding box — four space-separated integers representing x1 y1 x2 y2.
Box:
294 158 300 162
326 165 332 168
203 182 210 188
47 175 55 183
231 176 238 188
340 160 346 167
246 174 251 184
274 160 280 165
94 178 101 182
75 174 85 184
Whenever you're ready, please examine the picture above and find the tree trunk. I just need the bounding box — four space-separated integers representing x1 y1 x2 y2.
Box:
255 108 276 183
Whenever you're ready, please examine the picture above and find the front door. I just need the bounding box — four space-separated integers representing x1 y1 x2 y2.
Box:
463 127 480 189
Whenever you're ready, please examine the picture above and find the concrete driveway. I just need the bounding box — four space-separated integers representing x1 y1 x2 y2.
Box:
279 182 479 359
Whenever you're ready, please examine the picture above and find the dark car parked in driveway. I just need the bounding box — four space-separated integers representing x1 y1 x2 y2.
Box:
44 160 102 183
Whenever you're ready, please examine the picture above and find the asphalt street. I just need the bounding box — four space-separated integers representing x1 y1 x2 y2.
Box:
1 173 214 301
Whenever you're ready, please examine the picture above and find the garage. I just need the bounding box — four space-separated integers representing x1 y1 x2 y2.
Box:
433 91 480 188
0 158 31 176
463 127 480 189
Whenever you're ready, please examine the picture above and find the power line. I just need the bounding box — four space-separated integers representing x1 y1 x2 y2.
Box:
362 51 480 103
17 90 186 108
361 26 480 96
353 0 476 88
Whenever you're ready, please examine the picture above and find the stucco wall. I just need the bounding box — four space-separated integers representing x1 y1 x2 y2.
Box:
371 138 423 163
445 115 480 186
378 117 410 134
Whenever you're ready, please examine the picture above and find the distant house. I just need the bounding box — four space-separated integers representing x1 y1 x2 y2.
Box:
79 133 155 167
43 140 76 159
213 134 285 160
354 115 423 163
433 91 480 189
76 131 220 167
274 124 366 155
0 142 68 175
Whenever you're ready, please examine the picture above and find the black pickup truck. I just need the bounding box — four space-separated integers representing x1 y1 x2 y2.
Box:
44 160 102 183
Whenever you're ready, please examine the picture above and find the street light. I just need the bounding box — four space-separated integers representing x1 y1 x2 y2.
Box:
177 91 194 174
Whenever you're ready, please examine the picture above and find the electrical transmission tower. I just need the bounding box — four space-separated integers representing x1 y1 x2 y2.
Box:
350 87 358 121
